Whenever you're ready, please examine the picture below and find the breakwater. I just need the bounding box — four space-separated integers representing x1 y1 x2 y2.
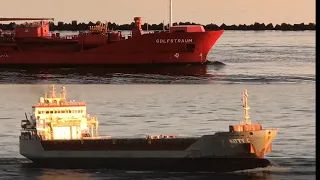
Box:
0 21 316 31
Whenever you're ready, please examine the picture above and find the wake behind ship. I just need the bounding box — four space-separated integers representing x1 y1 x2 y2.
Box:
0 16 223 67
19 85 279 172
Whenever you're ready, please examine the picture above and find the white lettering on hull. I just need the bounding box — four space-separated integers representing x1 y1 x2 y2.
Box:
0 54 9 58
156 39 193 44
229 138 250 144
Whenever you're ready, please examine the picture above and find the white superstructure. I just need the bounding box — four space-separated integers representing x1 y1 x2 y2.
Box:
21 85 99 140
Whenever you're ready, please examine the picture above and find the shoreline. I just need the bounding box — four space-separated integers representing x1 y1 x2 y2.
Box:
0 21 316 31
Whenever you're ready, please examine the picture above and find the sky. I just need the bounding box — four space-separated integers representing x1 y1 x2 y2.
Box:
1 0 315 25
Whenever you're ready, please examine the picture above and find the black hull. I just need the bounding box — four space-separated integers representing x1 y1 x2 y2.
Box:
29 157 272 172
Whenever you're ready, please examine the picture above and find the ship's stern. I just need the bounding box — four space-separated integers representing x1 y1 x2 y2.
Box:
19 132 43 160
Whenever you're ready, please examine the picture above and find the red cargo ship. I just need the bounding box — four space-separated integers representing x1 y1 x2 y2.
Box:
0 1 223 67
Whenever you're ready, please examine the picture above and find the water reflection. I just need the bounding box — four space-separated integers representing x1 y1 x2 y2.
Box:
1 63 213 76
0 62 227 84
19 166 276 180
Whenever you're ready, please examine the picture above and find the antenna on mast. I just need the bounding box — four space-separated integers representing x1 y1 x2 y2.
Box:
169 0 173 28
241 89 251 125
50 84 56 98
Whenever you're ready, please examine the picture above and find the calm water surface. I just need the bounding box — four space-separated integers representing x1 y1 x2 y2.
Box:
0 84 315 180
0 31 316 180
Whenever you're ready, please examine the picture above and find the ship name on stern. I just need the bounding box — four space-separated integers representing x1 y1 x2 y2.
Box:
156 39 193 44
229 138 250 143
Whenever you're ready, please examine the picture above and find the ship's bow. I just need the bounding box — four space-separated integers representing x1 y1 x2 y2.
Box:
196 30 224 61
202 30 224 52
247 129 279 158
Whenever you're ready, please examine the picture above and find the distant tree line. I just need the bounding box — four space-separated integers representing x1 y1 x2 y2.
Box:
0 21 316 31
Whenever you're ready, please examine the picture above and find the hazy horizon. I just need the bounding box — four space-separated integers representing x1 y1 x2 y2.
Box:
2 0 315 25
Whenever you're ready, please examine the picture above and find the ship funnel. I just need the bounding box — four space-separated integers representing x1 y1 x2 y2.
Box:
134 17 142 30
132 17 142 37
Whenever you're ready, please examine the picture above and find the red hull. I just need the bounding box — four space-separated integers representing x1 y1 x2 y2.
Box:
0 30 223 66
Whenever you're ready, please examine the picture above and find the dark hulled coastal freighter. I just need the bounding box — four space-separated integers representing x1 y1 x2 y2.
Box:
19 85 278 172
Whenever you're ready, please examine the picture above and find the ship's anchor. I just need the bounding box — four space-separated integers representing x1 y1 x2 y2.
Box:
174 53 179 59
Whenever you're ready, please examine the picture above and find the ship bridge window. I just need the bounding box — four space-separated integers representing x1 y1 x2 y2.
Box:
50 111 53 114
54 111 57 113
38 111 42 114
62 110 65 113
46 111 49 114
173 30 186 32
